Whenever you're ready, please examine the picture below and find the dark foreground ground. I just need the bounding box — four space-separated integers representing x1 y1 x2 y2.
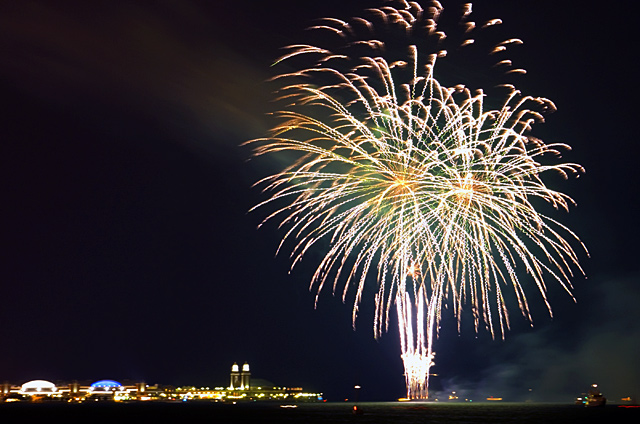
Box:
1 401 638 423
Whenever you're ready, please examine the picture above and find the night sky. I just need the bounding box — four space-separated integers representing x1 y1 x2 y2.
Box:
1 0 638 402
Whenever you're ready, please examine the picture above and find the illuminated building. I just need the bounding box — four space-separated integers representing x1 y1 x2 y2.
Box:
1 380 157 402
87 380 128 401
1 363 322 403
197 362 321 402
230 362 240 389
20 380 57 395
229 362 252 390
241 362 251 390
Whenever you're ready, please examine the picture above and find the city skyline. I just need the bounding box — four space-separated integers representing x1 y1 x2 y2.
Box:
2 362 324 403
1 0 638 402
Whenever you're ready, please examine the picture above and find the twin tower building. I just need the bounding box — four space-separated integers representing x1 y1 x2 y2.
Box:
229 362 251 390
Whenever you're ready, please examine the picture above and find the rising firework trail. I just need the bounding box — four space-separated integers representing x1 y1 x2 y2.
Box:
248 0 586 399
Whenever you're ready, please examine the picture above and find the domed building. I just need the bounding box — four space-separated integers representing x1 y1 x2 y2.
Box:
88 380 129 400
89 380 123 392
19 380 57 396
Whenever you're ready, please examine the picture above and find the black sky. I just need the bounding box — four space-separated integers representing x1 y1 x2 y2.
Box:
0 0 638 402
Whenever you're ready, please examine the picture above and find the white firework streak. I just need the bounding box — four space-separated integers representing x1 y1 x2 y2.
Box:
248 1 586 399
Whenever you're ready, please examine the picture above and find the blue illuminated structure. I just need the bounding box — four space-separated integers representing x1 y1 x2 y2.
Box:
90 380 123 390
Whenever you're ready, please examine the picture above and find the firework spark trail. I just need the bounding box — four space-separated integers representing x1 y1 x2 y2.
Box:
249 1 586 399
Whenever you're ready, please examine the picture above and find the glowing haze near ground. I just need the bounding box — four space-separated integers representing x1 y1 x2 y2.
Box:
250 0 586 399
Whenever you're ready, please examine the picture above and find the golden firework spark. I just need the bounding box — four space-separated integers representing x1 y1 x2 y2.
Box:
248 1 586 399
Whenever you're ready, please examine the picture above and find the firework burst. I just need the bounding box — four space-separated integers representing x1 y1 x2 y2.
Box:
248 0 586 399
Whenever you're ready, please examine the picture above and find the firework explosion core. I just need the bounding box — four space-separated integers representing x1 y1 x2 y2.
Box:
249 1 586 399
